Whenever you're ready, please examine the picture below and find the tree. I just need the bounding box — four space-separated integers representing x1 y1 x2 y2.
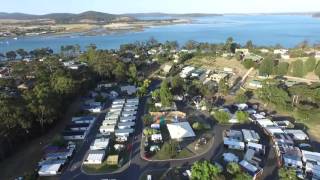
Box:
151 89 160 101
242 59 255 69
235 91 249 103
191 161 222 180
113 62 127 82
315 62 320 78
227 162 241 175
236 111 249 123
192 122 204 130
24 82 60 128
304 57 316 73
258 83 291 109
128 64 138 84
275 62 289 76
218 79 229 96
51 71 76 95
278 167 298 180
171 75 184 95
137 79 151 97
245 40 254 50
234 172 252 180
259 58 274 76
159 80 173 107
6 51 17 60
142 114 154 126
16 49 29 59
291 59 304 77
213 110 230 124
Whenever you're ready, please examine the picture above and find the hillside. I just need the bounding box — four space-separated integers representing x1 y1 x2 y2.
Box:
0 11 135 24
313 13 320 17
124 12 222 18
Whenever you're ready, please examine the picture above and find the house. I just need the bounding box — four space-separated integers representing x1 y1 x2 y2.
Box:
180 66 195 78
99 125 115 133
283 146 303 169
71 116 96 124
303 150 320 178
249 80 263 89
151 134 162 141
65 123 91 131
117 122 135 129
274 120 294 129
315 51 320 59
82 104 103 113
235 48 250 55
120 85 137 95
242 129 260 143
90 138 109 150
284 129 309 141
122 111 137 117
208 73 228 84
115 128 134 137
223 130 245 150
103 119 118 126
162 63 173 74
223 152 239 163
239 160 262 179
260 49 270 53
166 122 196 141
245 54 264 62
247 142 265 154
62 131 87 140
38 163 63 176
83 150 106 164
274 49 289 55
0 67 9 78
119 116 136 122
106 155 119 165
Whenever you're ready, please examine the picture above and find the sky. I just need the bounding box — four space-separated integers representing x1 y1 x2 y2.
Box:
1 0 320 15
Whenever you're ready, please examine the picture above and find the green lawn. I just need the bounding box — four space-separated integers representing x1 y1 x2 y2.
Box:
82 160 118 174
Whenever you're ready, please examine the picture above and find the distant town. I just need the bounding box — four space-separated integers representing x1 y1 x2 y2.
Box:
1 37 320 180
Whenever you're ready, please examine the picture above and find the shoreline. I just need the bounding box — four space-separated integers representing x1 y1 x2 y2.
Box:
0 19 193 39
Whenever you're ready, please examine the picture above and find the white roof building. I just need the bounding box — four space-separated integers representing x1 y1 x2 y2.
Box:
242 129 260 143
151 134 163 141
223 152 239 163
166 122 196 140
90 138 110 150
180 66 195 78
103 119 118 126
99 125 115 133
119 116 136 122
120 85 137 95
284 129 309 141
83 150 106 165
115 128 134 137
256 119 276 128
117 122 135 129
223 137 245 150
239 160 260 176
38 163 63 176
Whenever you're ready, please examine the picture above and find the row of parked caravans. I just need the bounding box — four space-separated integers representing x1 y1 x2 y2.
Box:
62 116 97 140
99 98 139 138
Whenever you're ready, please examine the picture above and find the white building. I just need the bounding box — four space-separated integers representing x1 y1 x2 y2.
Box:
119 116 136 123
90 138 109 150
274 49 289 55
235 48 250 55
151 134 163 141
83 150 106 165
166 122 196 140
120 85 137 95
283 146 303 169
117 122 135 129
71 116 96 124
180 66 195 78
242 129 260 143
284 129 309 141
99 125 115 133
115 128 134 137
38 163 63 176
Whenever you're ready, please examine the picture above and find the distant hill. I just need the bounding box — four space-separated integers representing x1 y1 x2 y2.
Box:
0 11 135 24
313 13 320 17
125 12 222 18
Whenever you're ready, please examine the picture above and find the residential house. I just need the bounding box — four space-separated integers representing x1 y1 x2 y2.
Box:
282 146 303 169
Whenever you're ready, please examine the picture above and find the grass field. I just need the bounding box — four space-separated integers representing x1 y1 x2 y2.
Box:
185 56 252 77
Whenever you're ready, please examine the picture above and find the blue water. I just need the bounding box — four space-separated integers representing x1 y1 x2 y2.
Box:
1 15 320 53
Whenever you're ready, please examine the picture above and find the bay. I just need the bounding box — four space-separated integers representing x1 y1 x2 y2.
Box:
1 15 320 53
